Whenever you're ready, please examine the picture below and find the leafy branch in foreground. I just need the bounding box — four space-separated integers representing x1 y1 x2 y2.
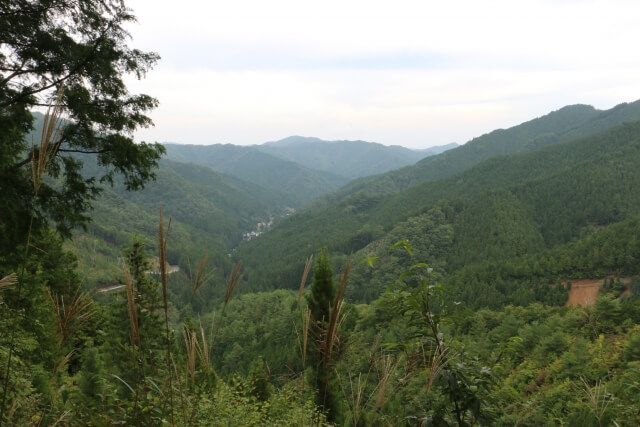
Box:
384 240 496 426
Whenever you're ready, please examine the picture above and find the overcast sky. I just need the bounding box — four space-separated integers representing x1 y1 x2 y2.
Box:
123 0 640 149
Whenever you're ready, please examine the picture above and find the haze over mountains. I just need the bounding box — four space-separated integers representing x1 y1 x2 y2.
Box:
256 136 457 179
162 137 458 205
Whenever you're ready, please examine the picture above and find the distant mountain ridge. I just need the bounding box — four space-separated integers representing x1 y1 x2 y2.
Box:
163 143 348 207
164 137 458 202
319 100 640 202
257 136 457 179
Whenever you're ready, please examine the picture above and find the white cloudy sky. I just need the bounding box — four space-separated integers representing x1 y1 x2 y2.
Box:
123 0 640 149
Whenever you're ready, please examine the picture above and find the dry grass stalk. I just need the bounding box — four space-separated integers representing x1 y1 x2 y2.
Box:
0 273 17 291
157 206 175 426
171 358 188 426
223 260 243 310
32 86 65 192
50 409 71 426
47 287 94 347
197 324 210 374
323 259 351 364
336 370 368 427
297 255 313 307
158 205 172 317
122 262 140 348
369 354 396 425
183 323 212 384
576 377 613 422
422 343 456 394
301 307 311 367
52 350 76 376
183 328 197 384
207 313 216 357
350 374 366 426
190 253 213 295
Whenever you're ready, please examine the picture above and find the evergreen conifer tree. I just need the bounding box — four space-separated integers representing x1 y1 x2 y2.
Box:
305 248 342 423
307 248 335 325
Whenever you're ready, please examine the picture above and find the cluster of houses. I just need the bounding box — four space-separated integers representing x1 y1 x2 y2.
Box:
242 217 275 241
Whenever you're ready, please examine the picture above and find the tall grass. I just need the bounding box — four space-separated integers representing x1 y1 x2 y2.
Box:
158 205 175 425
322 259 351 365
223 261 243 312
47 287 94 348
297 255 313 307
189 253 213 295
31 87 65 193
0 274 17 293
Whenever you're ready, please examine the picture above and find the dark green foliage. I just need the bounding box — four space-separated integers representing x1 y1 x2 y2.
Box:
623 333 640 362
77 344 106 407
67 157 290 292
0 0 164 242
307 248 335 324
125 240 165 370
239 119 640 306
212 290 301 378
305 248 343 423
381 243 496 425
5 7 640 420
448 190 545 270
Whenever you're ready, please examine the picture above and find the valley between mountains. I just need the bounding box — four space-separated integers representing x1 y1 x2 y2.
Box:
7 100 640 425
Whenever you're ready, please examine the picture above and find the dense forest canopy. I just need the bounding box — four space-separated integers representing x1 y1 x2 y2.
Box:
1 0 640 425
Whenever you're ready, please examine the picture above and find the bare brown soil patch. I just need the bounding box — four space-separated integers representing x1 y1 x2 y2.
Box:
563 277 631 307
564 279 603 307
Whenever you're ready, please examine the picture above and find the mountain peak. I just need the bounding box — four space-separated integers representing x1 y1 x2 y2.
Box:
263 136 325 147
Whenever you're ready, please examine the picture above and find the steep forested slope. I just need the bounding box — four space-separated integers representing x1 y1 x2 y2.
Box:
320 100 640 202
163 143 348 206
70 159 282 287
237 120 640 299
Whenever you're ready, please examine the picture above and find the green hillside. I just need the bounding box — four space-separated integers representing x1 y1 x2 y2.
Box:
68 158 285 289
163 143 348 207
236 120 640 299
322 100 640 201
9 109 640 426
7 2 640 424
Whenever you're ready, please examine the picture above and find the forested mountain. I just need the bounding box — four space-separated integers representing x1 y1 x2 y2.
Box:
236 120 640 301
256 136 456 179
6 2 640 425
163 143 348 206
9 99 640 425
68 158 287 288
322 100 640 201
